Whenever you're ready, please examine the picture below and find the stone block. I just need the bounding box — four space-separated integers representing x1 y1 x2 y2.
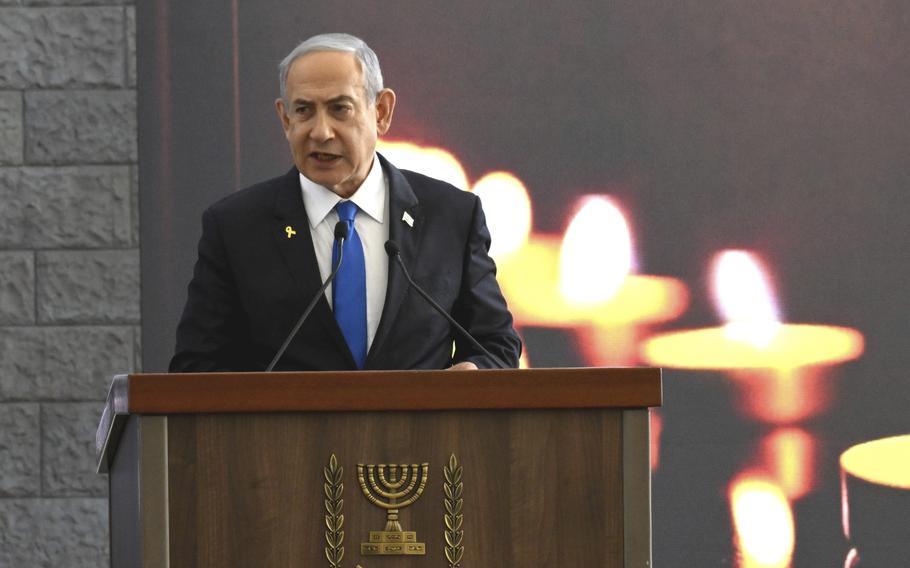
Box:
0 7 124 88
0 91 22 164
0 403 40 497
0 326 133 401
0 166 131 248
127 6 136 87
37 249 139 324
0 251 34 324
0 498 108 567
26 90 136 164
42 402 107 496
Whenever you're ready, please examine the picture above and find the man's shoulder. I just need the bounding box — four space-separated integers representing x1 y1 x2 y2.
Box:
397 167 478 209
206 169 296 217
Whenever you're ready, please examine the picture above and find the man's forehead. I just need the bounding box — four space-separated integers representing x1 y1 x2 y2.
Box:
289 51 362 83
289 94 359 105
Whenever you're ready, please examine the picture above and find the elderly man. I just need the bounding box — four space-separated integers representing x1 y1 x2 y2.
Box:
170 33 521 372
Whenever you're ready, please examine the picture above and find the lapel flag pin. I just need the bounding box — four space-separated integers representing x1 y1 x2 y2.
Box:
402 211 414 227
285 226 297 238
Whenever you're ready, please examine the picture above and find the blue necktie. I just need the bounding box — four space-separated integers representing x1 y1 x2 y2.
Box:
332 201 367 368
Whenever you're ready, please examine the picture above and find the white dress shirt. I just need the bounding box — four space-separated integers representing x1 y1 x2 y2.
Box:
299 156 389 350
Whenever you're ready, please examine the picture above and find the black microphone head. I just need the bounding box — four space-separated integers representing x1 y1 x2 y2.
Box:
334 221 349 240
385 240 401 257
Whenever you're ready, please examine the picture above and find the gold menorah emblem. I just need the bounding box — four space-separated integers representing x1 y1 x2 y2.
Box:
357 462 429 555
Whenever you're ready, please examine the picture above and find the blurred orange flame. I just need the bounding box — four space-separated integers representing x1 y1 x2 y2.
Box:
642 326 863 371
730 367 836 424
711 250 781 348
760 427 817 499
730 473 795 568
650 410 663 471
471 171 532 259
559 196 633 305
377 140 470 191
518 349 530 369
376 140 688 367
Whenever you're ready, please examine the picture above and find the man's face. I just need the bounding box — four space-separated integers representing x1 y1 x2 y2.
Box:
276 51 395 198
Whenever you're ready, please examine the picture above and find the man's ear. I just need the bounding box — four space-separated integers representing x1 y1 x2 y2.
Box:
275 98 291 135
375 89 396 136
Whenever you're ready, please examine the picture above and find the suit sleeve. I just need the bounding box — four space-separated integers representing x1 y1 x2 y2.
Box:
451 196 522 368
169 207 252 372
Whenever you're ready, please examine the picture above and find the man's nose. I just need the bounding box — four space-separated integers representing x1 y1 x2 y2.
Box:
309 111 334 142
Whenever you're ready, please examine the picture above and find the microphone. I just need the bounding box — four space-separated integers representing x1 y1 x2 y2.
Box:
384 240 508 369
266 221 349 371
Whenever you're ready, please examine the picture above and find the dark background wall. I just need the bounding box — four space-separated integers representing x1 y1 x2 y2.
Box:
140 1 910 565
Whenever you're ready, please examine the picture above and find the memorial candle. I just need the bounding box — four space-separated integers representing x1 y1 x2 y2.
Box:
641 250 864 424
486 193 687 365
377 140 689 368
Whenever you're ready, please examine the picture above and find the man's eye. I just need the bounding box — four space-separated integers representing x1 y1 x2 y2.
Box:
295 106 310 115
333 105 352 114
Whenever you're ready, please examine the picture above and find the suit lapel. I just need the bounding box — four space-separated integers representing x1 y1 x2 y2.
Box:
366 154 425 367
272 168 357 368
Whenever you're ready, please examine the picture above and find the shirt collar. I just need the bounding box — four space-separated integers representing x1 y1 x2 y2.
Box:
299 155 386 228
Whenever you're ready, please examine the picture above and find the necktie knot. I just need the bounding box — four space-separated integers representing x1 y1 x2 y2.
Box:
336 201 358 224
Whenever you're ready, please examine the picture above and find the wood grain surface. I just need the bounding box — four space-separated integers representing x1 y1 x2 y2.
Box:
166 408 624 567
128 368 661 414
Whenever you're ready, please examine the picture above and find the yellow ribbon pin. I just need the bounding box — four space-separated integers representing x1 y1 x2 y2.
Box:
285 226 297 239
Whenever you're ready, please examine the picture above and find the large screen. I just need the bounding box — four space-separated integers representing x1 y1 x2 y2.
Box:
140 2 910 564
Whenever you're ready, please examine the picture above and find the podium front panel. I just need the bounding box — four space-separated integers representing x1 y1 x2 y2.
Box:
157 408 629 567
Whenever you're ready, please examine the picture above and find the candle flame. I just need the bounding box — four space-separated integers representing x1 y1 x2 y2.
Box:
519 350 530 369
471 171 532 259
730 474 795 568
761 427 816 499
711 250 781 348
377 140 470 191
558 196 633 305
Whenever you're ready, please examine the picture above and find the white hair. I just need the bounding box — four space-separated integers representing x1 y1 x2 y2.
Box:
278 33 384 103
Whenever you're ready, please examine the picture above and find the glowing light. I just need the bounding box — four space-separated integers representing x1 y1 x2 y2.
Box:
377 140 470 190
498 236 687 326
518 350 530 369
841 434 910 563
641 249 864 423
730 474 795 568
642 324 863 370
844 548 859 568
375 138 691 366
650 411 663 471
840 434 910 489
761 427 816 499
471 171 532 258
642 251 866 373
711 250 781 348
558 196 633 305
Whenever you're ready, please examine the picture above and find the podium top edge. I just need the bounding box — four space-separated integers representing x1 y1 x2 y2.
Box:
95 368 661 471
123 367 662 414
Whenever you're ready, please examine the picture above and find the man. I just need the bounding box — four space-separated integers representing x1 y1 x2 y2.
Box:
170 33 520 372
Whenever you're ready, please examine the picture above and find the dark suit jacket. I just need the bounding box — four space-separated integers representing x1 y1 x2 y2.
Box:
169 154 521 372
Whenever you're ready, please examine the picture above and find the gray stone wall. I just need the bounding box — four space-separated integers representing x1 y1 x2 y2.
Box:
0 2 137 566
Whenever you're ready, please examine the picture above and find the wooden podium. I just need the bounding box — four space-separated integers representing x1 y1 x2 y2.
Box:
96 368 660 567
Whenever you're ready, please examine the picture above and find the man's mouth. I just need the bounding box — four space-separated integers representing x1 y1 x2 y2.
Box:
310 152 341 163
